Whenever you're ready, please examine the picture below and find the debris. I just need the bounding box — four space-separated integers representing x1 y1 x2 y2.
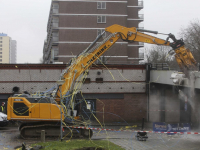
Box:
17 143 45 150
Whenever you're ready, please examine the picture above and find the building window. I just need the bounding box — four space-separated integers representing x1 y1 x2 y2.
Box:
0 59 2 62
0 56 2 58
83 78 91 84
97 16 106 23
96 78 103 83
0 52 2 54
0 37 2 39
0 45 2 47
97 2 106 9
97 29 106 37
0 41 2 43
0 48 2 50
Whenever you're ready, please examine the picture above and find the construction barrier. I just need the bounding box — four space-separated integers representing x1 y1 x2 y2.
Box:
66 126 200 135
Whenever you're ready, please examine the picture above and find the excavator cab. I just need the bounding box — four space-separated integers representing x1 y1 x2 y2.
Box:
7 96 64 121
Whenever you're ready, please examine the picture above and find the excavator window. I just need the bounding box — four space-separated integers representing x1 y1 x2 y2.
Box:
13 103 29 116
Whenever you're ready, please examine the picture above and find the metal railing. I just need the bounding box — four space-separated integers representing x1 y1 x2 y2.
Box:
103 61 141 65
151 63 169 70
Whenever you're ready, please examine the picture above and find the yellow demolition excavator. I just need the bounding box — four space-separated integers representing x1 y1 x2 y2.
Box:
7 24 197 139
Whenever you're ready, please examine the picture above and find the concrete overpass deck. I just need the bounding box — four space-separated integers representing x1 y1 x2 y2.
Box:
150 70 200 89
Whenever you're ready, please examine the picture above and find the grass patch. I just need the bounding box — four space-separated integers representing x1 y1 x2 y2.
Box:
30 139 125 150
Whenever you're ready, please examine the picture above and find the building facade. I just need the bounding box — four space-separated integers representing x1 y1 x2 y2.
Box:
0 33 17 64
10 40 17 63
0 64 147 123
1 64 199 124
43 0 144 64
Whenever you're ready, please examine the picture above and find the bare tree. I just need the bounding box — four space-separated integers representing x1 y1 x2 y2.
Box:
179 19 200 63
144 20 200 70
144 45 179 69
145 45 170 63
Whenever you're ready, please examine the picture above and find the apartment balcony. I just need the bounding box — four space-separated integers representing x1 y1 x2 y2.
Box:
127 14 144 22
127 53 144 61
52 8 59 14
47 11 58 30
51 48 59 60
44 40 53 61
138 1 144 10
138 42 144 47
138 14 144 21
46 32 59 49
52 22 59 28
52 32 59 37
48 23 57 34
47 12 54 31
139 53 144 59
52 36 58 42
47 18 59 40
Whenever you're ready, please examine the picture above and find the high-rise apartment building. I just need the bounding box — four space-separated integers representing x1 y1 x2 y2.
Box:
43 0 144 64
0 33 17 64
10 40 17 63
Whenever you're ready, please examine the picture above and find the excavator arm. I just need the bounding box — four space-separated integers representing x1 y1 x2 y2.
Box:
57 24 197 99
56 24 172 99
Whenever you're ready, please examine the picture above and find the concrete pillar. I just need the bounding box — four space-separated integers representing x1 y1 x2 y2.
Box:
41 130 45 142
160 86 165 122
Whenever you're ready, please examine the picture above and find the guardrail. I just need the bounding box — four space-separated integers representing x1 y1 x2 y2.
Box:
151 63 169 70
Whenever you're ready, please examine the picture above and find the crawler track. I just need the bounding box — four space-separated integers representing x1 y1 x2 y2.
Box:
19 123 93 139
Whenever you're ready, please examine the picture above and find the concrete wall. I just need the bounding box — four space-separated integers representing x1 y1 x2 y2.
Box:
165 89 180 123
190 89 200 126
149 83 200 127
149 84 180 123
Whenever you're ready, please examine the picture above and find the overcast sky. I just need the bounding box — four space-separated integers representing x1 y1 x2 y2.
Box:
0 0 200 63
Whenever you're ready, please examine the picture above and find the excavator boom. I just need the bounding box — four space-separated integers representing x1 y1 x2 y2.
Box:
57 24 171 99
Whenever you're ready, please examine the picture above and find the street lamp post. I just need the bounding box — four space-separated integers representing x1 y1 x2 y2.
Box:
56 80 65 141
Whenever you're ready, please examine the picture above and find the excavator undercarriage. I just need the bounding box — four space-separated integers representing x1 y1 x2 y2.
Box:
7 96 93 139
19 122 93 139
